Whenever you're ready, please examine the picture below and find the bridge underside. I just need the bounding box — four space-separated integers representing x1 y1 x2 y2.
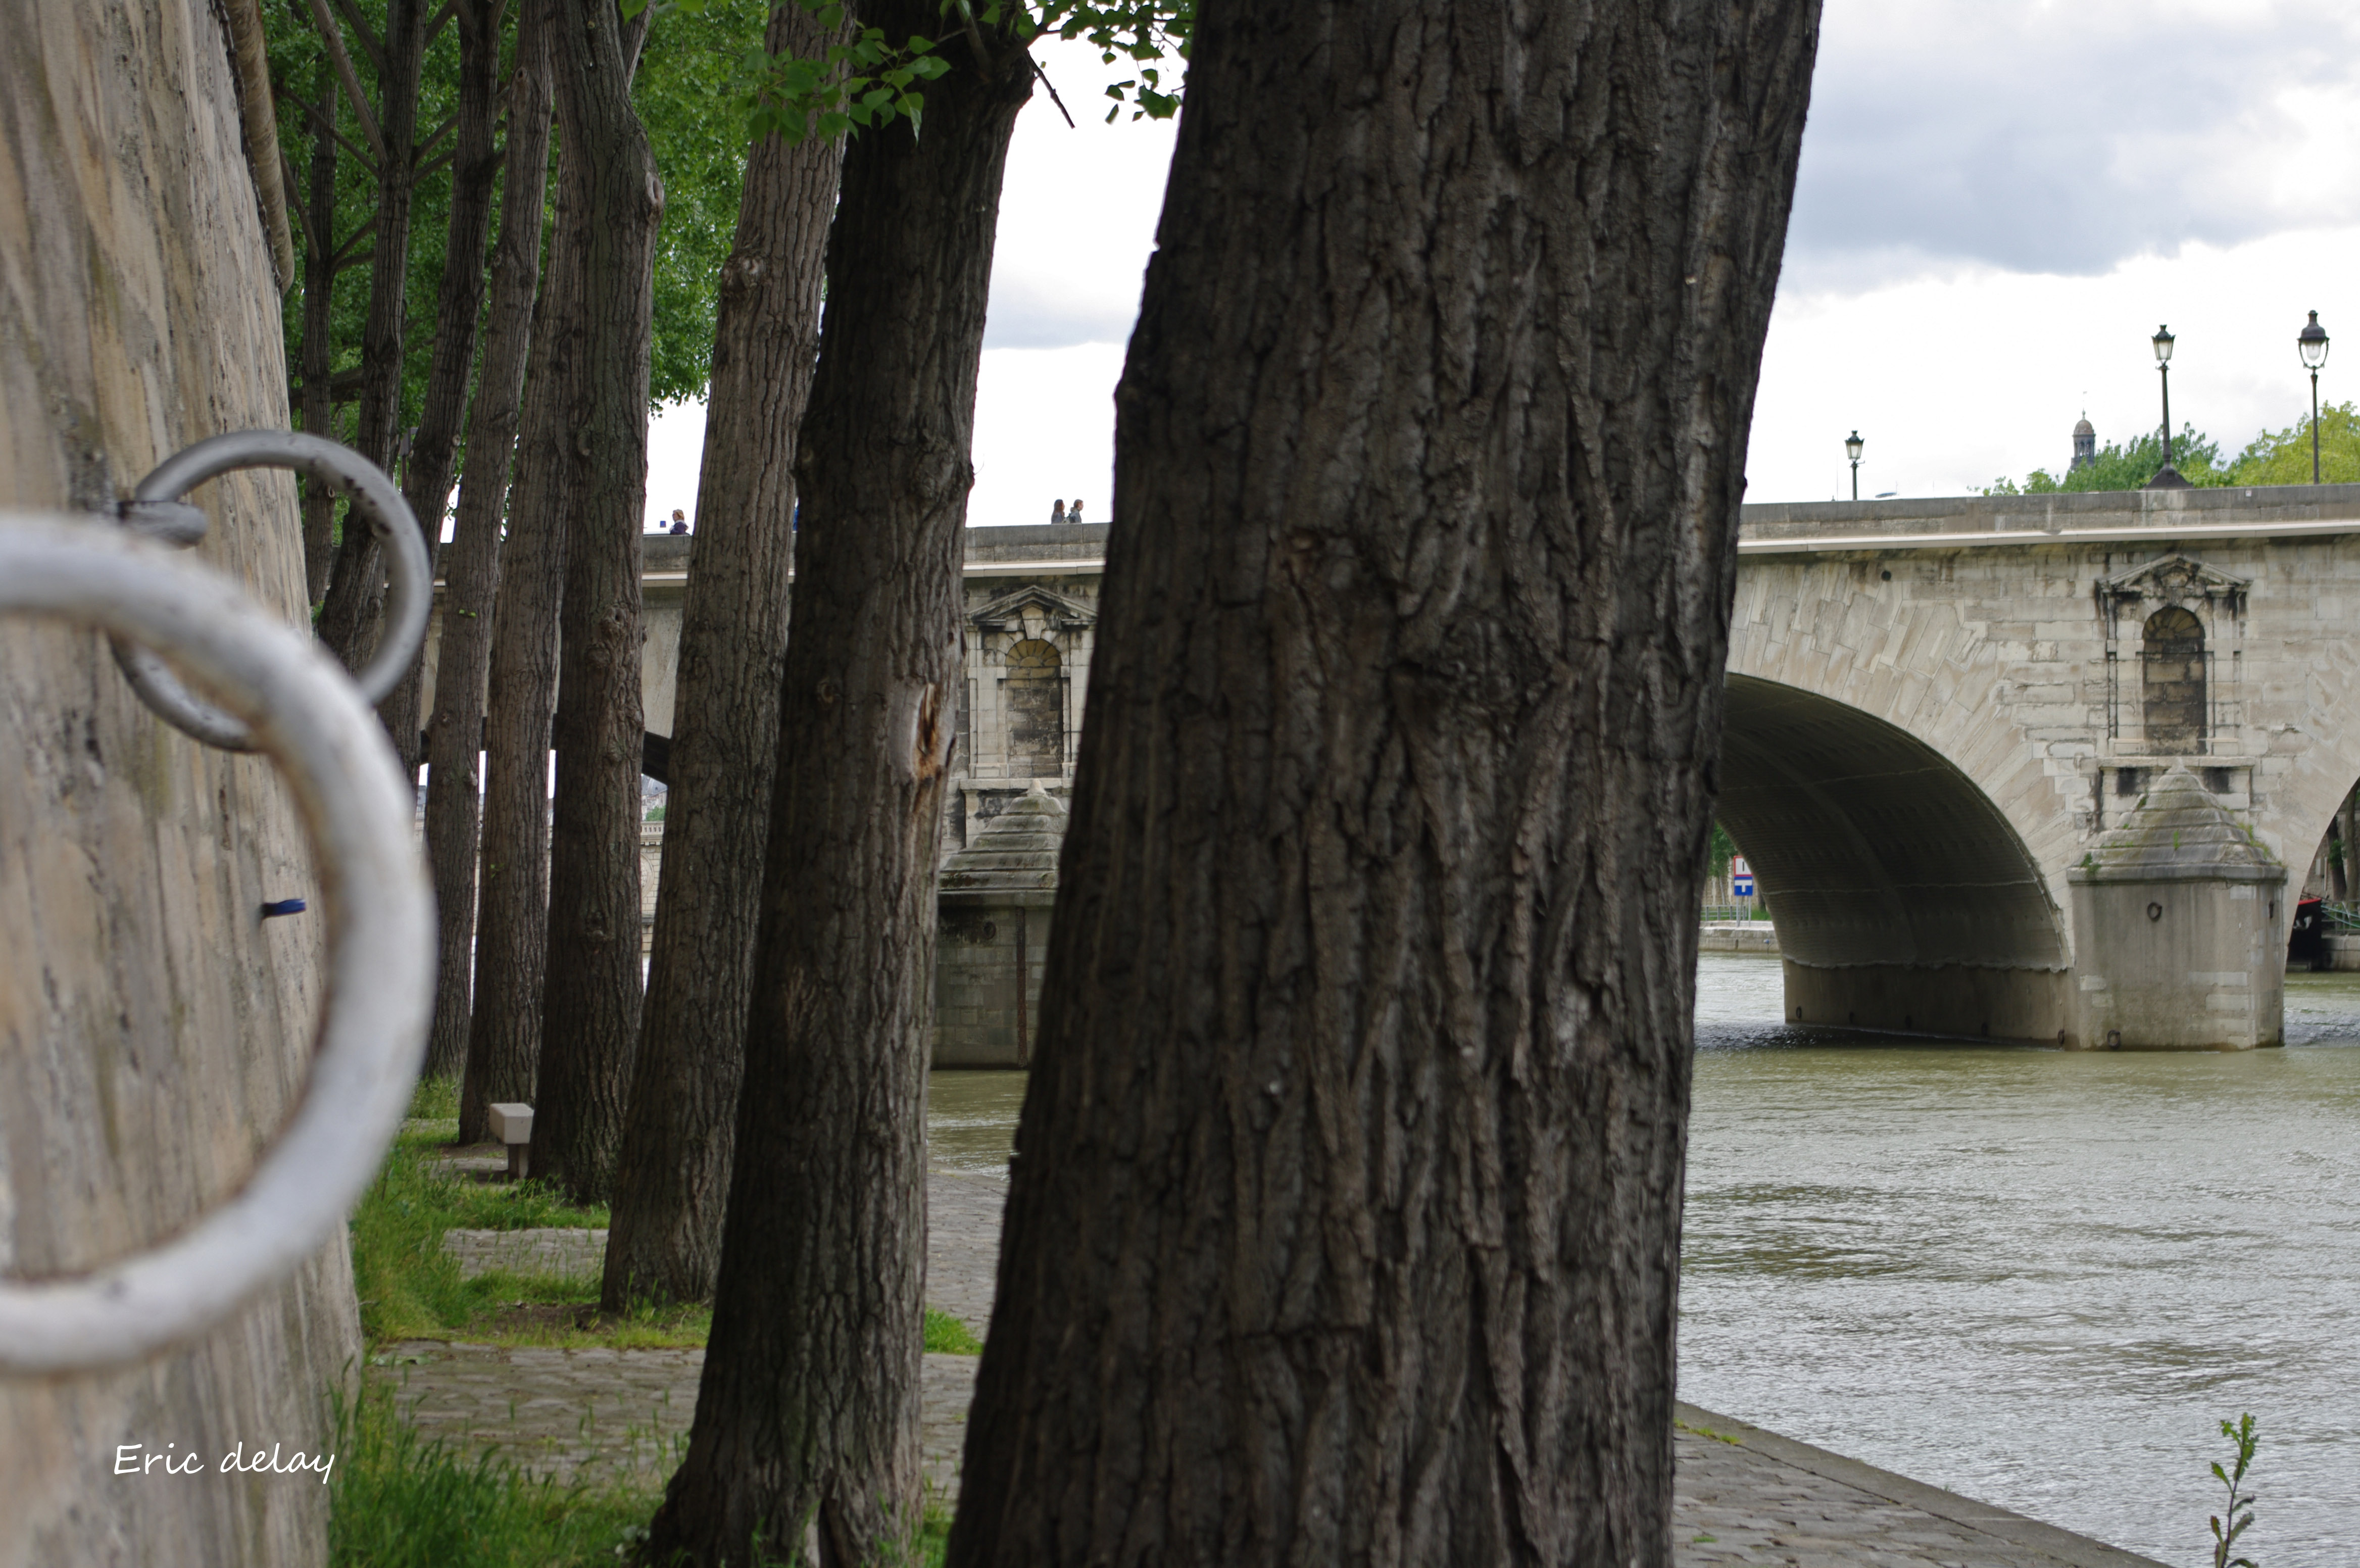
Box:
1718 675 2072 1045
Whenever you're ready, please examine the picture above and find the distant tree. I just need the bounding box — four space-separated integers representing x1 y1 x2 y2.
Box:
1707 820 1739 879
2227 400 2360 486
603 0 847 1311
1983 424 2227 495
531 0 665 1207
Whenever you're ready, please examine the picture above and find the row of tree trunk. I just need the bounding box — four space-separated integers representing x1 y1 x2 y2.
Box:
282 0 1823 1562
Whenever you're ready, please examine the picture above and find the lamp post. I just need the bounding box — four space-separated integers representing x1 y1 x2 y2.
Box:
2145 325 2190 488
1845 430 1863 501
2299 310 2330 484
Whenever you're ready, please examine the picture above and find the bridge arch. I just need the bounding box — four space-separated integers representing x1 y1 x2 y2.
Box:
1719 673 2071 1043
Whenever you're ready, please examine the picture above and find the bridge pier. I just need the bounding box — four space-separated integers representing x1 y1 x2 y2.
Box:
2067 767 2286 1050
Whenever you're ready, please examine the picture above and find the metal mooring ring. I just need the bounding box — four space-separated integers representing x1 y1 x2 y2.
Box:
0 514 431 1374
110 430 430 752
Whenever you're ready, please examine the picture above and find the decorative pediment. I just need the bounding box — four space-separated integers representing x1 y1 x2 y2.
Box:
2099 553 2248 605
969 582 1097 635
2097 553 2248 625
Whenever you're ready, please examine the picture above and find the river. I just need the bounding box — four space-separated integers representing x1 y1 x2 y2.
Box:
928 954 2360 1566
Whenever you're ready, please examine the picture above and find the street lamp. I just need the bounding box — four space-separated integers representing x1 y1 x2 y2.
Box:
1845 430 1863 501
2145 325 2190 488
2299 310 2330 484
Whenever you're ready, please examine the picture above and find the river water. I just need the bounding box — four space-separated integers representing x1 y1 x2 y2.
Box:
928 954 2360 1566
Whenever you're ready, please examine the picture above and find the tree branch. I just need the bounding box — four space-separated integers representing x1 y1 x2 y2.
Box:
950 0 994 74
425 0 462 47
331 215 381 269
278 87 381 177
304 0 388 164
417 110 462 163
292 366 369 403
282 148 323 257
329 0 387 72
1032 57 1075 128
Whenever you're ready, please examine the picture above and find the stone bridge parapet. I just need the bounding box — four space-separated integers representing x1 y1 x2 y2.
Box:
425 493 2360 1049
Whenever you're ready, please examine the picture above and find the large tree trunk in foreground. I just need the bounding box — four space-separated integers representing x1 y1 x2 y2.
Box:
531 0 659 1204
646 10 1032 1559
427 0 555 1087
950 5 1821 1566
603 1 843 1308
382 0 509 782
318 0 426 679
462 132 581 1148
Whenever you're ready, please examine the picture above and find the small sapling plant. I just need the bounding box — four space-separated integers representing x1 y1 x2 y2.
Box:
2209 1412 2260 1568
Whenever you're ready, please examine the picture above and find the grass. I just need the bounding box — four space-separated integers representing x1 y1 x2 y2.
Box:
329 1383 660 1568
923 1308 982 1355
330 1382 954 1568
359 1079 701 1349
339 1077 971 1565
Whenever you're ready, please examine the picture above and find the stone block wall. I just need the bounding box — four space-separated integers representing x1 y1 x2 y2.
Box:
0 5 357 1562
933 899 1052 1067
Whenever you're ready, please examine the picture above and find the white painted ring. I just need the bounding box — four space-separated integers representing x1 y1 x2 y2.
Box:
110 430 432 753
0 514 431 1373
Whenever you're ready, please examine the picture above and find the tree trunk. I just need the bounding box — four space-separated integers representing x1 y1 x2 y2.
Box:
531 0 660 1204
2331 784 2350 907
317 0 427 676
948 4 1821 1566
462 124 580 1149
426 0 555 1087
602 0 843 1309
297 80 342 604
645 11 1033 1560
380 0 509 780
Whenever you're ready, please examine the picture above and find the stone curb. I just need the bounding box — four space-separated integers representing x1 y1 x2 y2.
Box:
1676 1403 2170 1568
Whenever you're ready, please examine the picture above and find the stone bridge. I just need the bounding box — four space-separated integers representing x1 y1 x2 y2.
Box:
423 485 2360 1049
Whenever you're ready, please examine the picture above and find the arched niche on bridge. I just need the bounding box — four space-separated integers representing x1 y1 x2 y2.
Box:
1718 674 2071 1041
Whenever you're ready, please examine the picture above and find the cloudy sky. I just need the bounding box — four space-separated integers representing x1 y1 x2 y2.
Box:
646 0 2360 526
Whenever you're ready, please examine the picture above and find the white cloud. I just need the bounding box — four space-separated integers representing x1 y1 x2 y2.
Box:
1748 226 2360 503
650 2 2360 530
1785 0 2360 286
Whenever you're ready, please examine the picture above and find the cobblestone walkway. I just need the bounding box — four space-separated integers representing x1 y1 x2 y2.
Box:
374 1342 980 1503
388 1167 2162 1564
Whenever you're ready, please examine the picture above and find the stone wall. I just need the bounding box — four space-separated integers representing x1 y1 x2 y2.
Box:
934 902 1053 1067
0 6 356 1563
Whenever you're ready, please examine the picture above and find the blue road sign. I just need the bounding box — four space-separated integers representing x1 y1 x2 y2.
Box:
1732 873 1755 898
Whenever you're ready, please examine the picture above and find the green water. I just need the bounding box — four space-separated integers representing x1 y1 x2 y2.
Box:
928 956 2360 1565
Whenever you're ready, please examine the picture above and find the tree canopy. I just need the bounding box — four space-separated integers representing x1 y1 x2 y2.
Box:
1984 405 2360 494
262 0 767 429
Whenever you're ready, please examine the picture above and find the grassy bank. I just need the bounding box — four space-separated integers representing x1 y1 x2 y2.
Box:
336 1079 966 1564
356 1079 709 1349
332 1383 950 1568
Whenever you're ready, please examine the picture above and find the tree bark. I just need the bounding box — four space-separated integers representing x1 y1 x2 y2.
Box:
317 0 427 675
645 9 1033 1560
948 5 1821 1566
380 0 509 780
530 0 661 1205
462 119 580 1150
297 80 343 604
427 0 555 1089
602 1 844 1309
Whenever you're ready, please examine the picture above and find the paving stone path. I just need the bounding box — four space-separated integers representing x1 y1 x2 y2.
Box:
388 1168 2164 1564
443 1227 605 1279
